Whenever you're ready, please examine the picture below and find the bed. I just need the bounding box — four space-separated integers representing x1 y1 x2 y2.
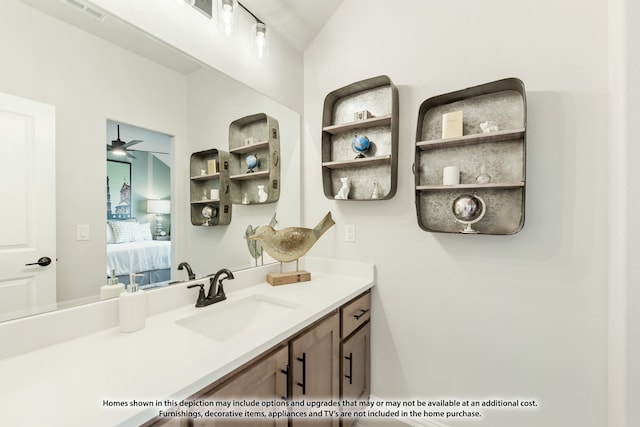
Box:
107 221 171 286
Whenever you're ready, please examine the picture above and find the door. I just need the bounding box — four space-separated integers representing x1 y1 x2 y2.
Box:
0 92 56 320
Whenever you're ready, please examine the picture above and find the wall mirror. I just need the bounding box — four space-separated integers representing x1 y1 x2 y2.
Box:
0 0 301 322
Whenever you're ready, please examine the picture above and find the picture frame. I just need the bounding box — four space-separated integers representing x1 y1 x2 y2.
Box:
107 160 132 220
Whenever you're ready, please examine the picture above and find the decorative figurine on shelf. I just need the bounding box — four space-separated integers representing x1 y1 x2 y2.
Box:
257 184 268 203
335 177 350 200
244 212 277 267
246 154 258 173
242 193 249 204
371 180 382 199
480 121 499 133
352 134 371 158
250 211 336 285
452 194 486 234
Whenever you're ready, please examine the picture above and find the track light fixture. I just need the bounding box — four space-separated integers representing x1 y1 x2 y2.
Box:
237 2 268 59
217 0 237 37
182 0 268 58
253 21 268 59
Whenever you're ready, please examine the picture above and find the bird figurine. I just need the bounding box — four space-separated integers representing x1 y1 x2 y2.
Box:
250 211 335 265
243 212 278 266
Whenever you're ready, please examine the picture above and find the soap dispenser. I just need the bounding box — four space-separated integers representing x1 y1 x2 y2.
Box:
119 273 146 333
101 269 125 300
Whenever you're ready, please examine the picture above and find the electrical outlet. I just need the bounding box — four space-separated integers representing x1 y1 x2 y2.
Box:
345 224 355 242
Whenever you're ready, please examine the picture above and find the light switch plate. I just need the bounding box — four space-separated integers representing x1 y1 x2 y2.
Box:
77 224 90 241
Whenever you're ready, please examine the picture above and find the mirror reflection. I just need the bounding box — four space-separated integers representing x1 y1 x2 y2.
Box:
106 121 172 289
0 0 300 322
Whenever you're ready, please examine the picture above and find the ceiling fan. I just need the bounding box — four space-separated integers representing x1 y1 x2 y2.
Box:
106 124 143 158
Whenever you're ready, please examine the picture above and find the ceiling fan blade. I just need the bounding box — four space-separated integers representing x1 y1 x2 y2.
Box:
123 140 143 148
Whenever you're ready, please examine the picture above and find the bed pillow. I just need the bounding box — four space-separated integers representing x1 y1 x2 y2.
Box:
106 223 115 244
138 223 153 241
109 220 143 243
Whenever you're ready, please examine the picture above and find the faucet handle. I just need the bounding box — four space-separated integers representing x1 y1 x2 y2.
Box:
187 283 206 307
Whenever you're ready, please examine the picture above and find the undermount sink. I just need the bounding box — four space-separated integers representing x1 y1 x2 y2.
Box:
176 294 299 341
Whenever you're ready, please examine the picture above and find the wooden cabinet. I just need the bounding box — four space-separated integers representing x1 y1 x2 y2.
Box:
147 417 190 427
194 345 289 426
414 77 527 235
322 75 399 201
341 323 370 427
340 291 371 427
228 113 280 205
290 312 341 426
189 148 232 226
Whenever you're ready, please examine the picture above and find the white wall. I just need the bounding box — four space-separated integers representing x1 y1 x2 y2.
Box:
303 0 609 426
615 0 640 424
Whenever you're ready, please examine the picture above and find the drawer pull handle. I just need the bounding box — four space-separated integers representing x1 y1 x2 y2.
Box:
344 353 353 385
353 309 369 320
280 365 290 400
296 353 307 395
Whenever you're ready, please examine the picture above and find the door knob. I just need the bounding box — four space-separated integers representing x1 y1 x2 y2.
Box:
25 257 52 267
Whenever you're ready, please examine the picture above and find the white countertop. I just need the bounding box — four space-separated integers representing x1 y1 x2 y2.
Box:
0 259 373 427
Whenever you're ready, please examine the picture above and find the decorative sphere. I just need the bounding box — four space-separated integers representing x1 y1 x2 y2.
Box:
202 205 216 219
246 154 258 170
352 135 371 154
452 195 484 222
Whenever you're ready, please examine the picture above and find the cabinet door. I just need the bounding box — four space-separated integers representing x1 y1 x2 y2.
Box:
291 312 340 426
341 322 370 427
195 345 289 426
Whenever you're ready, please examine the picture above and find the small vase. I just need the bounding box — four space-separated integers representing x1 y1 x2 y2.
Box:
371 180 381 199
476 164 491 184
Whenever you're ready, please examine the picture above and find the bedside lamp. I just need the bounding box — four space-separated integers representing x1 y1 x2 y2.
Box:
147 199 171 235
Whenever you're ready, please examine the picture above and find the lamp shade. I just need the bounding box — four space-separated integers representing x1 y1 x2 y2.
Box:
147 199 171 214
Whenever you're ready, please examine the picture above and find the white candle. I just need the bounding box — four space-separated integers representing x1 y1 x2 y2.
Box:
443 166 460 185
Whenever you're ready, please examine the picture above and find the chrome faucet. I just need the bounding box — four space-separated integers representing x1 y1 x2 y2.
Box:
187 268 234 307
177 262 195 280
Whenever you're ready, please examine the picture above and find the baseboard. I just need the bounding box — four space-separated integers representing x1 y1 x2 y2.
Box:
365 396 451 427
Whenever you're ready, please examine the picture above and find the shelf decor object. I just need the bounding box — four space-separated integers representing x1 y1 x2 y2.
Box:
322 75 399 201
414 77 527 235
250 211 335 286
228 113 280 205
189 148 232 226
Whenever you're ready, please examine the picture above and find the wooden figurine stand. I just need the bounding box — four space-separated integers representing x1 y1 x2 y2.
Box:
268 270 311 286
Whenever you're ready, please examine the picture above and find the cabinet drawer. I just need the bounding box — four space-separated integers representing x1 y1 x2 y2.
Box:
341 291 371 338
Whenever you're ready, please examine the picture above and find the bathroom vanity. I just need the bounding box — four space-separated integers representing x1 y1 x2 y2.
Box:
148 289 370 427
0 258 373 427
